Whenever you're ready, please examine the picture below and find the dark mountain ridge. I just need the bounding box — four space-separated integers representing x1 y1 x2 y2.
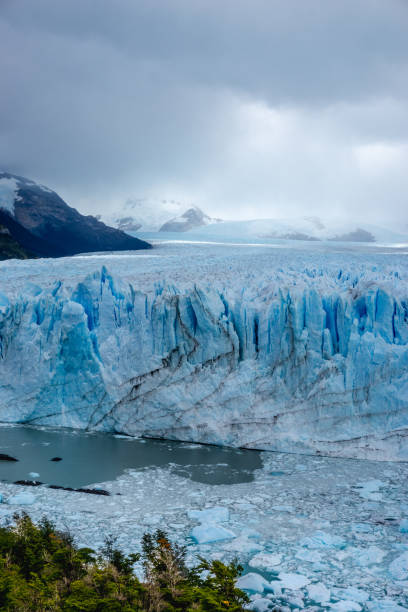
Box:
0 172 151 258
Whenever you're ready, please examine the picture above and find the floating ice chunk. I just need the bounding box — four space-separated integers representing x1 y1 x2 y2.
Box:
357 480 385 501
307 582 330 603
143 515 161 525
241 527 261 539
334 587 369 604
295 549 322 563
0 493 3 503
285 594 304 608
190 524 235 544
330 601 362 612
188 506 229 523
277 572 310 590
300 531 346 549
249 552 282 569
352 546 385 566
367 599 408 612
389 551 408 580
351 523 372 533
272 505 293 513
223 535 262 554
236 573 269 593
7 492 36 505
399 519 408 533
249 598 272 612
28 472 40 479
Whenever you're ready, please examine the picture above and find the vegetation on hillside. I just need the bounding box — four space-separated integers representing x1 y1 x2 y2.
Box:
0 225 34 260
0 514 249 611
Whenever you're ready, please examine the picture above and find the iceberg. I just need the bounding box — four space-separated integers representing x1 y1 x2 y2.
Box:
188 507 229 523
236 573 270 594
6 492 36 505
190 524 236 544
1 243 408 459
300 531 346 549
249 552 282 569
389 551 408 581
249 597 273 612
277 572 310 590
367 600 408 612
307 582 331 603
330 601 362 612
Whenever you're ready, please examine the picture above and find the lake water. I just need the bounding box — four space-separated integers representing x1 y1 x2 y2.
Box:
0 425 262 488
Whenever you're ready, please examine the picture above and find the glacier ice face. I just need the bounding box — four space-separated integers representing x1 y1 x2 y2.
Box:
1 242 408 459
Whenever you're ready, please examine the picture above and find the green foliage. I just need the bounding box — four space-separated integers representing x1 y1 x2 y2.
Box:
0 225 34 260
0 515 249 611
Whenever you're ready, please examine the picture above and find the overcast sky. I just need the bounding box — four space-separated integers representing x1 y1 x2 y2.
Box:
0 0 407 224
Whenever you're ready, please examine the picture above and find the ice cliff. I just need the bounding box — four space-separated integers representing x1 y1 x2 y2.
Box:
0 244 408 460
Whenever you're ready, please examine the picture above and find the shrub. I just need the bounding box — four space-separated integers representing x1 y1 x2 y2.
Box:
0 514 249 611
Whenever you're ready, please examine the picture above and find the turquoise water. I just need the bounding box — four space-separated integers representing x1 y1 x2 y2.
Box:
0 425 262 488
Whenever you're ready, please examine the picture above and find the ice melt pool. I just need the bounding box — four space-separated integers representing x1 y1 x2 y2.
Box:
0 424 263 488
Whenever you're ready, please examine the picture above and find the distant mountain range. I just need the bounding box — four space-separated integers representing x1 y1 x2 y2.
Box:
0 172 151 259
100 197 222 232
101 198 408 245
180 216 408 244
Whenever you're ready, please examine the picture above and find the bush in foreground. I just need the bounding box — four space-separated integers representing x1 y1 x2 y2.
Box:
0 514 249 611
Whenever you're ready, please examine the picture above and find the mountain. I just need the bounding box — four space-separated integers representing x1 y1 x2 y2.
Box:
160 207 218 231
183 216 408 244
0 172 151 258
102 197 221 232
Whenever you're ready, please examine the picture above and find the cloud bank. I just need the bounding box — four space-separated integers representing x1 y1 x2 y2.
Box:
0 0 407 225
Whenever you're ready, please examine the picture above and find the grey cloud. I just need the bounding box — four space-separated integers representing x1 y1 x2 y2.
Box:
0 0 407 225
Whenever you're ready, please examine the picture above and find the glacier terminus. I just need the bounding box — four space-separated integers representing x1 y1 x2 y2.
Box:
1 240 408 461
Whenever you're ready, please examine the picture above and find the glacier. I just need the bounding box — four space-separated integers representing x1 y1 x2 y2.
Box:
1 241 408 460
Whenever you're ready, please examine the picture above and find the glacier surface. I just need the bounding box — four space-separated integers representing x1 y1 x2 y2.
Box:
1 241 408 459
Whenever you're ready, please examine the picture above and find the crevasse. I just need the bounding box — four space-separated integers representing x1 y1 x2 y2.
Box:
1 265 408 460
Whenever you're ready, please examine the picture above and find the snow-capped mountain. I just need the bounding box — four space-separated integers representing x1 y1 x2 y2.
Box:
0 172 151 258
186 216 408 244
102 197 221 232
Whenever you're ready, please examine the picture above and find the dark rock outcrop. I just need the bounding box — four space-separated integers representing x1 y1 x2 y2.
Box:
0 453 18 461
